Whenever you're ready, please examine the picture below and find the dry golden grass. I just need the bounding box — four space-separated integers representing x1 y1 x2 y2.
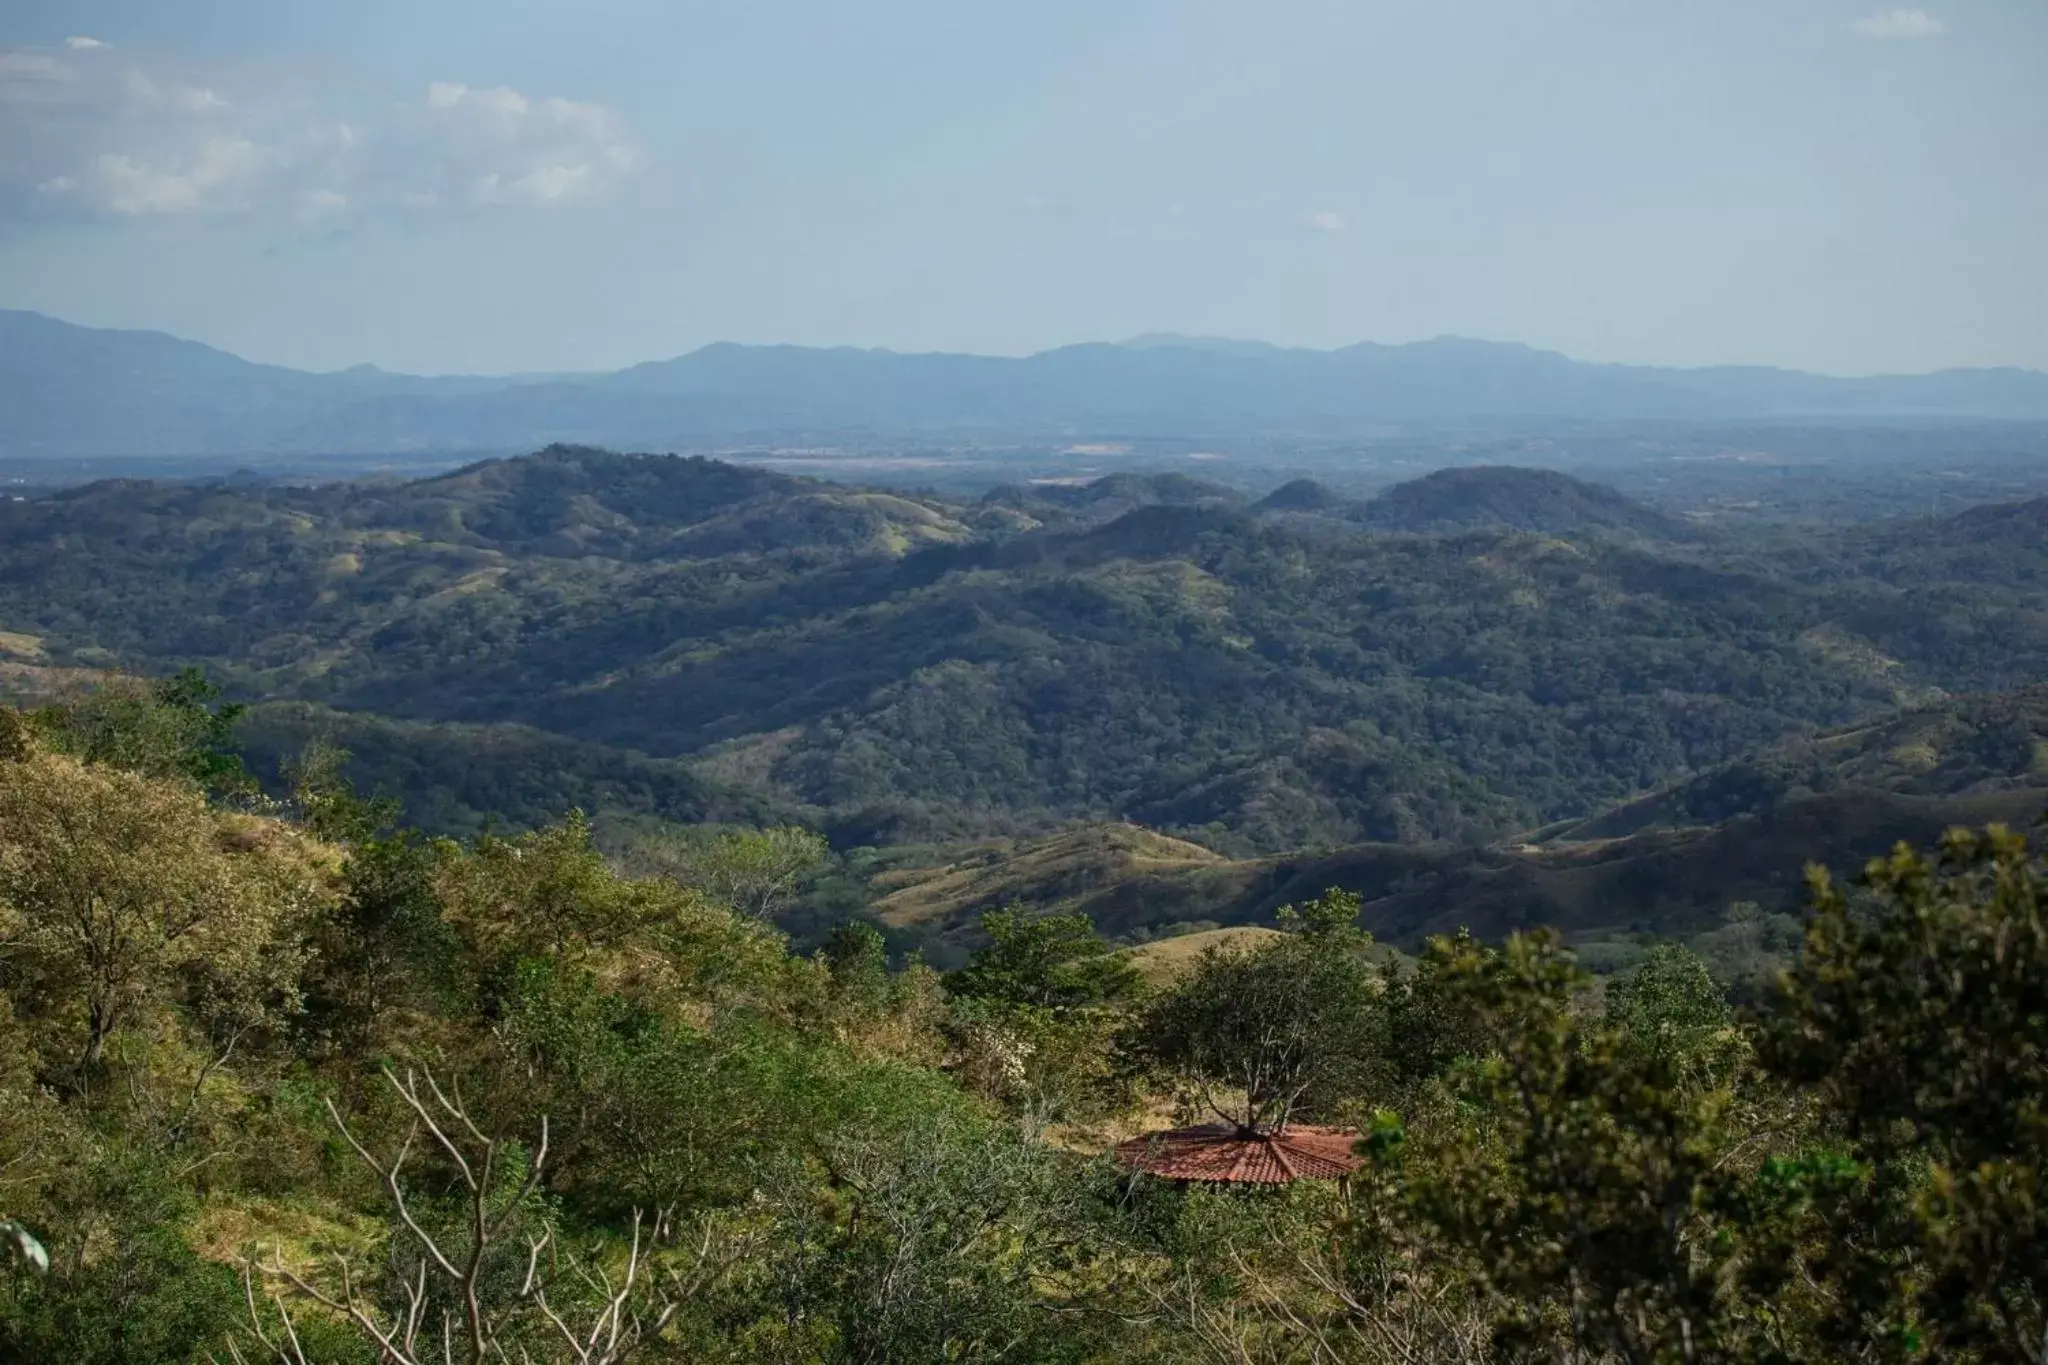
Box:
1125 926 1285 986
187 1196 385 1275
873 823 1227 928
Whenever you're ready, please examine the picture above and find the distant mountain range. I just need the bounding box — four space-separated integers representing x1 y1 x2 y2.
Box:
6 310 2048 458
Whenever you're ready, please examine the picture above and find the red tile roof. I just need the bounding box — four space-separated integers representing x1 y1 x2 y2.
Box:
1114 1123 1364 1184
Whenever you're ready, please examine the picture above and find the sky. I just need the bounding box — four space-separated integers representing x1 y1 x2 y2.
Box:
0 0 2042 376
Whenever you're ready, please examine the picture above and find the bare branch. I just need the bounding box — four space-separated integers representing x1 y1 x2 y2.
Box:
236 1065 685 1365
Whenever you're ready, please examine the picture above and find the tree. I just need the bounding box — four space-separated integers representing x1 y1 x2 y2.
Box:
1604 943 1735 1077
227 1067 715 1365
822 919 890 1012
437 811 646 972
768 1107 1106 1364
944 909 1139 1120
286 741 455 1058
1763 824 2048 1362
0 750 322 1079
639 825 829 919
948 908 1139 1012
29 669 253 795
1124 890 1382 1131
1374 929 1789 1363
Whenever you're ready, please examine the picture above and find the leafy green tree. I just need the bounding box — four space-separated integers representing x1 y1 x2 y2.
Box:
1380 927 1498 1092
768 1108 1110 1365
0 708 29 763
1605 943 1735 1077
287 741 456 1058
944 909 1140 1120
0 749 324 1079
1763 824 2048 1362
822 919 891 1013
1376 929 1783 1362
641 824 830 919
29 668 254 795
948 907 1139 1012
1125 890 1382 1131
1 1142 244 1365
437 810 649 973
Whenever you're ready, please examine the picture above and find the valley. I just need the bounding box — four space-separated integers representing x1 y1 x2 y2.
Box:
1 441 2042 972
9 6 2048 1354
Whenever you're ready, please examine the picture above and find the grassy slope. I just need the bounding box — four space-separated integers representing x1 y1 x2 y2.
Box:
854 689 2048 955
1125 926 1285 985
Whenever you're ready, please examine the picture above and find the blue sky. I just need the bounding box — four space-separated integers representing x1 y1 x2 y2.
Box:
0 0 2041 375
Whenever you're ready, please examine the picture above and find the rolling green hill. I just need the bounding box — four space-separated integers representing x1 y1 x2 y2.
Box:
1547 685 2048 841
3 448 2047 857
845 757 2047 971
1354 464 1694 539
821 683 2048 977
234 700 793 838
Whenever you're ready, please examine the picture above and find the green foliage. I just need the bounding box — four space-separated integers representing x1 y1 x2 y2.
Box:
642 824 831 918
1373 930 1777 1361
821 919 890 1011
948 907 1140 1011
761 1107 1111 1365
1763 824 2048 1361
28 668 254 796
0 708 30 763
239 701 785 839
10 448 2048 856
945 909 1142 1120
1127 889 1384 1129
1605 942 1735 1071
12 638 2048 1362
0 1142 243 1365
0 746 322 1078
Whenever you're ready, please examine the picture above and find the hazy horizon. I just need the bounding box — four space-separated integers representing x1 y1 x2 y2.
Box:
17 307 2048 383
2 1 2044 376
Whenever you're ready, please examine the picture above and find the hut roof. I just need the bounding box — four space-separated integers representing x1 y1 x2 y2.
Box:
1114 1123 1363 1184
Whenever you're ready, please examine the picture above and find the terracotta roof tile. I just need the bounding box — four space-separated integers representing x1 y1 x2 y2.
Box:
1114 1124 1363 1184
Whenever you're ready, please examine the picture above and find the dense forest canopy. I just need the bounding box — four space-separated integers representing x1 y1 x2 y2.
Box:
2 446 2046 865
0 446 2043 1361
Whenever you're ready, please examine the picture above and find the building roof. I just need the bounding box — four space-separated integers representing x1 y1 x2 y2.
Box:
1114 1123 1364 1184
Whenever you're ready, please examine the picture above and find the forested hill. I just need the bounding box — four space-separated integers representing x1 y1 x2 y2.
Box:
2 445 2046 853
1355 464 1696 539
849 687 2048 969
8 634 2048 1363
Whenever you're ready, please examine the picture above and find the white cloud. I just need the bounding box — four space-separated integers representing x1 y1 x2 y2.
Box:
301 187 348 219
0 53 72 82
89 137 271 214
402 80 639 209
1854 9 1945 38
1308 209 1346 233
481 164 591 205
0 46 641 223
64 36 106 51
